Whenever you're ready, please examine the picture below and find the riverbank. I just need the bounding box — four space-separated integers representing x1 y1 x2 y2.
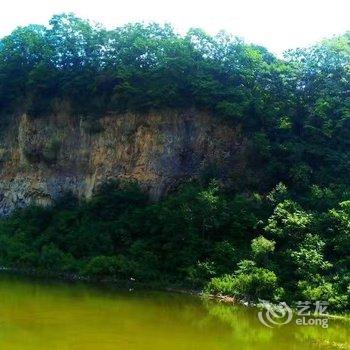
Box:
0 266 243 304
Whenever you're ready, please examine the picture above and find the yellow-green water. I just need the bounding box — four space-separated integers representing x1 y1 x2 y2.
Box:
0 275 348 350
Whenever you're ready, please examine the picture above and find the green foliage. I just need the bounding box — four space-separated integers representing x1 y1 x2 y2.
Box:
251 236 275 257
206 260 281 301
84 256 123 280
264 200 312 240
0 13 277 118
185 261 217 286
290 234 332 279
212 241 237 274
205 274 236 296
0 181 349 311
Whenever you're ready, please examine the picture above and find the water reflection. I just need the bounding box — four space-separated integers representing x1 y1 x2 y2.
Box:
203 299 350 350
0 274 347 350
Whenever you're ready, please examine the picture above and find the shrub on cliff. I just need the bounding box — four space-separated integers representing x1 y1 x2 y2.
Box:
205 260 282 302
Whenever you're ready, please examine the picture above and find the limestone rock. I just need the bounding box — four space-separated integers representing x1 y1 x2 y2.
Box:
0 110 247 215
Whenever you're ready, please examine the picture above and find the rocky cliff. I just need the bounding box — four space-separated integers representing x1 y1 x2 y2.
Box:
0 110 247 215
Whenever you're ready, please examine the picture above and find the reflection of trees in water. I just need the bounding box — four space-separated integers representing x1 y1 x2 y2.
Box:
202 299 274 347
202 299 350 350
294 319 350 350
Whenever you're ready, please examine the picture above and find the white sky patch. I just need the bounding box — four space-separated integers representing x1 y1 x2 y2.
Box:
0 0 349 55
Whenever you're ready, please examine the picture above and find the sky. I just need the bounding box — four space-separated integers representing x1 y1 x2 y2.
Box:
0 0 349 55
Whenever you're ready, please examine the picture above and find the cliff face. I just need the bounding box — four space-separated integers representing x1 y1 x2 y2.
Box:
0 110 247 215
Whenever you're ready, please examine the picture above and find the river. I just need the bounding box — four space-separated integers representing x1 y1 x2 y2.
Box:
0 274 348 349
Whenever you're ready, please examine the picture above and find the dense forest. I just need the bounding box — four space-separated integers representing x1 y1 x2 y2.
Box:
0 14 349 312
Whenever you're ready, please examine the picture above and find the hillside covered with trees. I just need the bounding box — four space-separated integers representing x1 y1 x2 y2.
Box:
0 14 349 312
